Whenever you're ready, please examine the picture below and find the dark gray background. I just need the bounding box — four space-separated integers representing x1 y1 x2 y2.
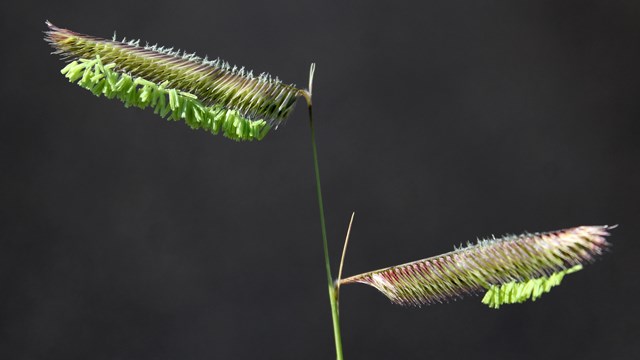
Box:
1 0 639 359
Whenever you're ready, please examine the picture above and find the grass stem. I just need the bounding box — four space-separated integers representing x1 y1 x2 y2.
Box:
309 106 344 360
305 63 344 360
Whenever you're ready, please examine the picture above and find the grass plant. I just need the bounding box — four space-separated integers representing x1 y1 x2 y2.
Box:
45 22 612 359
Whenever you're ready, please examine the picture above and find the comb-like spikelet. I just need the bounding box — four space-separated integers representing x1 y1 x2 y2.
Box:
44 21 301 140
340 226 611 307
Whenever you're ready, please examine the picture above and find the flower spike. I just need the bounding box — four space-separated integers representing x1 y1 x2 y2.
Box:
45 21 302 141
339 226 612 307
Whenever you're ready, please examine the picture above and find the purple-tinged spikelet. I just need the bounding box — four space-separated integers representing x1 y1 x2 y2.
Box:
340 226 611 307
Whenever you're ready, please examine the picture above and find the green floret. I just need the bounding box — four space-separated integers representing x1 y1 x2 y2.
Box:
60 56 271 141
481 265 583 309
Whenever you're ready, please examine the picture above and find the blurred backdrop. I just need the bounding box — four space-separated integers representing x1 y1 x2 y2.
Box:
1 1 639 359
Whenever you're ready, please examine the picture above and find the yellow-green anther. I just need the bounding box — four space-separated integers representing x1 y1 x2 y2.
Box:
51 55 271 141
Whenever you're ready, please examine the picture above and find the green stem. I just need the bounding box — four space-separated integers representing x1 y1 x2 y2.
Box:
309 104 344 360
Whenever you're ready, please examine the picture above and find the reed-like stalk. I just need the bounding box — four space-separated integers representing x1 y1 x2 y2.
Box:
303 64 344 360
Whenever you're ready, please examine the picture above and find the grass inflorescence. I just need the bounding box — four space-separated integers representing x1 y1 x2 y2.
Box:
340 226 611 307
45 21 302 141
